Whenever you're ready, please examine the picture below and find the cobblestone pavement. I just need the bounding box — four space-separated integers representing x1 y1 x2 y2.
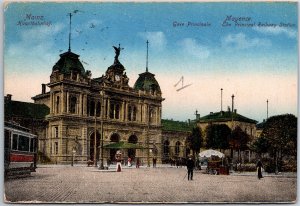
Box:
4 165 297 203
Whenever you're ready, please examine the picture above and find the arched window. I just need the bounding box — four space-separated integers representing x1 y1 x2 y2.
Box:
110 133 120 142
175 141 180 156
163 140 170 157
69 96 77 114
128 135 138 158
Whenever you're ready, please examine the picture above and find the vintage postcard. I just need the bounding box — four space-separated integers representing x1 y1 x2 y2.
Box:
3 1 297 204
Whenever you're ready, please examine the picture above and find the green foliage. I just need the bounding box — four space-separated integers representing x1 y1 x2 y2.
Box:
251 136 269 155
161 119 194 132
230 126 250 150
261 114 297 158
205 124 231 149
187 126 203 154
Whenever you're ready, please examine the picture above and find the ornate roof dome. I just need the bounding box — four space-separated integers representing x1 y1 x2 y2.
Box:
52 51 85 75
134 71 161 94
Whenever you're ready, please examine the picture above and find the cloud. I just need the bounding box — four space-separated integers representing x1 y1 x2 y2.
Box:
138 31 166 51
6 23 66 75
253 26 297 39
221 33 271 50
179 38 210 59
7 23 65 57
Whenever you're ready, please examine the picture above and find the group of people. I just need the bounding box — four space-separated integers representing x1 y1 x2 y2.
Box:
119 152 264 181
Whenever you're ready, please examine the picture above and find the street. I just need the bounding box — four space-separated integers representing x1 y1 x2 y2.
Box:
4 165 296 203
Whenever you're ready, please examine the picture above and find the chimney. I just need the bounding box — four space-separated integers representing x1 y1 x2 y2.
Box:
234 109 237 114
6 94 12 101
188 119 191 125
42 84 46 94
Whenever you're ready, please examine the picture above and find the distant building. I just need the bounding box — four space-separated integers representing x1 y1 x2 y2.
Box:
161 119 193 162
255 120 266 138
4 94 49 139
197 108 258 162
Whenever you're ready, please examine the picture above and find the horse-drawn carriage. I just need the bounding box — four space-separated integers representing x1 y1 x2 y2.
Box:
199 149 229 175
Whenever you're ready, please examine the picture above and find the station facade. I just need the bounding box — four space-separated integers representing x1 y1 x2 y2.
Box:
32 46 165 165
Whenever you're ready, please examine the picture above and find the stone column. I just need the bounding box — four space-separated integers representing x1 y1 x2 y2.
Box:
83 94 87 116
121 100 125 121
107 98 110 119
66 91 69 114
125 101 128 122
50 92 53 114
79 93 83 115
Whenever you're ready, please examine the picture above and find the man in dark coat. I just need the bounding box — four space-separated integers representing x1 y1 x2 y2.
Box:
186 155 195 181
256 159 263 179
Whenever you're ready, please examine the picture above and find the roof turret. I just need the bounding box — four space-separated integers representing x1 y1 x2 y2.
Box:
134 71 161 94
52 51 85 76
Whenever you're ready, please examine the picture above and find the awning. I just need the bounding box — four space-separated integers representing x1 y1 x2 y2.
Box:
199 149 225 158
102 141 145 149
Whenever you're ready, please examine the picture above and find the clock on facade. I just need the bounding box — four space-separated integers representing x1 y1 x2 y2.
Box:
115 74 120 81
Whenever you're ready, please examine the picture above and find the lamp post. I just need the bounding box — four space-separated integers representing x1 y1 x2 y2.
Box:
147 106 151 167
99 90 104 169
94 105 97 167
71 148 76 166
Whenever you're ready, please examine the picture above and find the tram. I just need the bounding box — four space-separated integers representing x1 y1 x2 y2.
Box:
4 121 37 177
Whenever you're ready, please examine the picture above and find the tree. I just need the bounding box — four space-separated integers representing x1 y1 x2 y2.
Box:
205 124 231 150
261 114 297 172
229 126 250 161
187 126 203 157
250 136 269 157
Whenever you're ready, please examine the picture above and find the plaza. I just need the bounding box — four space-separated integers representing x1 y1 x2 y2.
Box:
4 165 296 203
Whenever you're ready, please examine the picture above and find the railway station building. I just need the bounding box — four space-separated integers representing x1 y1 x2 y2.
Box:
30 45 167 164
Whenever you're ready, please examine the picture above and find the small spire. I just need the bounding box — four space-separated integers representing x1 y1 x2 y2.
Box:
221 88 223 112
68 13 72 52
267 99 269 119
146 40 149 72
231 94 235 113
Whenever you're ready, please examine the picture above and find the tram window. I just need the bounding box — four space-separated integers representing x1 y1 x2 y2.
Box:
19 135 30 151
12 134 18 150
4 130 10 149
30 138 36 152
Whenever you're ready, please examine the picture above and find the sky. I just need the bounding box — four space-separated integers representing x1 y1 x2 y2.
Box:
3 2 298 122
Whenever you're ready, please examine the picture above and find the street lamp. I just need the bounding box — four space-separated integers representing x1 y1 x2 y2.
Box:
71 148 76 166
94 104 97 167
147 107 151 167
99 90 105 170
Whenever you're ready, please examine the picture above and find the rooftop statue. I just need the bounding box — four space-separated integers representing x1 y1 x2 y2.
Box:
112 44 124 64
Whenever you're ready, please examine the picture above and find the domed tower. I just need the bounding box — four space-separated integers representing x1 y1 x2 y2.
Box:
133 40 161 96
50 51 91 83
134 71 161 95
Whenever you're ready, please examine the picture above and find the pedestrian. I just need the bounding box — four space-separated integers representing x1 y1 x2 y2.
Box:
128 157 132 167
136 157 140 168
186 155 194 181
153 157 157 168
256 159 263 179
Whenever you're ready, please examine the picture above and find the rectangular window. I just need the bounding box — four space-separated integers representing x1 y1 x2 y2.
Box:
55 127 58 138
12 134 18 150
30 138 36 152
5 129 10 149
55 142 58 155
19 135 30 151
